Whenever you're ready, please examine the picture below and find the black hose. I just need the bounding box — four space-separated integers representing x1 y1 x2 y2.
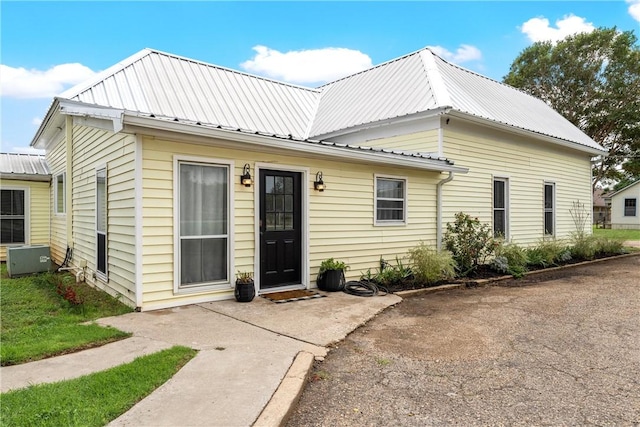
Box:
343 280 390 297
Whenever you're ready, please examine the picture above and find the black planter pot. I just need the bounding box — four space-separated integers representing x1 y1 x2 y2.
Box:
235 281 255 302
317 269 345 292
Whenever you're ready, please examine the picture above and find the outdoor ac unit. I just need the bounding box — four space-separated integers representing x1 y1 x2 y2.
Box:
7 245 52 277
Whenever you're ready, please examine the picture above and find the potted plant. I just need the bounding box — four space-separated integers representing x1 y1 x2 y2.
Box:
235 271 255 302
317 258 348 292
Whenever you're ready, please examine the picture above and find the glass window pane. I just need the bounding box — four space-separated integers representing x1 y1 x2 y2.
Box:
285 195 293 212
545 212 554 235
57 174 65 213
275 176 284 194
0 219 24 244
1 190 24 216
266 194 274 213
545 184 553 209
284 213 293 230
494 180 505 209
180 238 227 285
376 200 404 221
276 195 284 212
180 164 227 236
266 213 275 231
265 176 274 194
284 177 293 194
97 170 107 233
494 210 505 237
624 199 637 216
377 179 403 198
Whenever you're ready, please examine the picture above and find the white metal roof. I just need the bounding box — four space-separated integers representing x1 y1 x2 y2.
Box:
49 47 604 155
0 153 51 181
61 49 319 140
309 48 604 153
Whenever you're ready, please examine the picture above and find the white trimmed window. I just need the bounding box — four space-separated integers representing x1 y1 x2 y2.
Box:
375 176 407 225
624 198 637 216
1 189 27 244
96 168 108 279
55 173 65 214
176 160 231 289
493 178 508 238
544 182 555 236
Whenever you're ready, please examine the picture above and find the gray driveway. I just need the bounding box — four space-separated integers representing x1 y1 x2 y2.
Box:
288 255 640 426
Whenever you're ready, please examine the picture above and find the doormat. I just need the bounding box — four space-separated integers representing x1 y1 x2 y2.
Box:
261 289 326 304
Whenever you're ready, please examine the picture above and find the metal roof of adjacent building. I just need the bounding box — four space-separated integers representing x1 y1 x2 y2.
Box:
0 153 51 181
52 47 604 155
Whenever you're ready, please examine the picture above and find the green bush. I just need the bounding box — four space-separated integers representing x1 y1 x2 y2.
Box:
408 243 456 284
593 237 625 256
443 212 498 277
493 242 528 278
526 239 570 268
571 235 598 261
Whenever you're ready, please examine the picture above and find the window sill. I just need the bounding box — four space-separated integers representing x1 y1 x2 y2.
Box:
374 221 407 227
175 282 233 295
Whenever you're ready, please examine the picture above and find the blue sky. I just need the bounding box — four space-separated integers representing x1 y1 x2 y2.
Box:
1 1 638 153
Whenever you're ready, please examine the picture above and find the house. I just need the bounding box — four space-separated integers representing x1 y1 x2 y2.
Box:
29 47 605 311
593 188 611 226
607 181 640 229
0 153 51 261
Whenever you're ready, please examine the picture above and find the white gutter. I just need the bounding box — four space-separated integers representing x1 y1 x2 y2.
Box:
447 110 606 156
124 114 468 173
436 172 455 250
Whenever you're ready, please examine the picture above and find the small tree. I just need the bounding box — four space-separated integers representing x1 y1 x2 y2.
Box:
443 212 498 277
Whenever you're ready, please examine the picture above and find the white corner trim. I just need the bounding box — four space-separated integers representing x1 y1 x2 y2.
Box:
134 135 144 308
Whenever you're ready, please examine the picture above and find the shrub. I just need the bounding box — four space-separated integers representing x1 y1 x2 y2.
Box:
526 239 569 268
593 237 625 256
443 212 498 276
408 243 456 284
489 256 510 274
493 242 528 278
361 256 413 288
571 235 598 261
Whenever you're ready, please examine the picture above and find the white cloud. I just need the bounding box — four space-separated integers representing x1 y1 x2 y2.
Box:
0 63 96 99
240 45 372 85
628 0 640 23
32 117 42 126
521 14 596 43
427 44 482 64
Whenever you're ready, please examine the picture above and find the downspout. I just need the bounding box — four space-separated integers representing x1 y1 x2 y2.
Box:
436 172 455 250
65 116 73 249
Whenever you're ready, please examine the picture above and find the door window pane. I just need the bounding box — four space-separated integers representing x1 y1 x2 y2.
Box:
179 162 229 287
265 173 295 231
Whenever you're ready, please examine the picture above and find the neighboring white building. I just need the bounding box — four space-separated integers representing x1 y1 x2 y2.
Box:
608 181 640 230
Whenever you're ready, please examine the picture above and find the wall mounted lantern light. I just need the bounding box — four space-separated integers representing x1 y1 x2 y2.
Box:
314 171 325 192
241 163 253 187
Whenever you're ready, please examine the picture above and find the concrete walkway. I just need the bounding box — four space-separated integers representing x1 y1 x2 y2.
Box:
0 291 401 426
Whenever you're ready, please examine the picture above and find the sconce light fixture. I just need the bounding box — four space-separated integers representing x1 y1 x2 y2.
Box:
314 171 325 192
241 163 253 187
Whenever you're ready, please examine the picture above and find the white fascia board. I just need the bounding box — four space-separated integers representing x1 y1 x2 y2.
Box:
59 100 124 133
123 114 468 174
447 110 607 156
310 107 452 141
31 99 64 150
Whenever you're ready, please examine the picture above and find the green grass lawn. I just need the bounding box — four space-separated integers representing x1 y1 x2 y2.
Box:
592 226 640 240
1 265 133 366
1 346 197 427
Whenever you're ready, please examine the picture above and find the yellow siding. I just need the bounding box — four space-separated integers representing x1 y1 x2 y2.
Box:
141 135 441 310
0 179 50 261
360 129 439 153
70 126 137 306
46 135 68 263
442 122 593 244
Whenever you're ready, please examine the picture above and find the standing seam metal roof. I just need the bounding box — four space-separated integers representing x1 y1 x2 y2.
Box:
0 153 51 176
54 47 604 154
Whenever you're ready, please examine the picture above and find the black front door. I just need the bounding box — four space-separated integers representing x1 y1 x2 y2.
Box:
260 169 302 289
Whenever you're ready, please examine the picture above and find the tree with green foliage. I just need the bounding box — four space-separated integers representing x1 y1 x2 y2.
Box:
503 28 640 189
